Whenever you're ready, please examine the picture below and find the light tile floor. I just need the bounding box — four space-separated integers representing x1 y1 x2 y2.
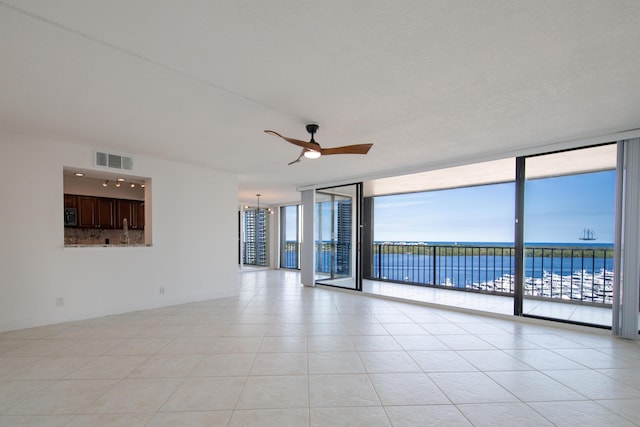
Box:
1 269 639 426
363 279 614 327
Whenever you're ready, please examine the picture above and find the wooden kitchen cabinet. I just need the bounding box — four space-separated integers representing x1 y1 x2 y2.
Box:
116 199 132 229
97 198 116 229
71 195 142 230
78 196 97 228
64 194 77 208
77 196 115 229
135 201 145 229
117 199 145 229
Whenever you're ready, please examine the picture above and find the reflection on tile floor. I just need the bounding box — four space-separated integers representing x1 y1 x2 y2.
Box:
1 269 639 426
363 279 613 327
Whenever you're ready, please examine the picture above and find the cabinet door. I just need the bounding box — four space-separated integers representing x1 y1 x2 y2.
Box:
117 200 134 229
135 201 145 230
77 196 97 227
64 194 77 208
97 198 116 229
76 196 139 229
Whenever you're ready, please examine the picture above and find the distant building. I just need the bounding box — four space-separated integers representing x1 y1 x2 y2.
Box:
243 209 268 266
336 199 352 275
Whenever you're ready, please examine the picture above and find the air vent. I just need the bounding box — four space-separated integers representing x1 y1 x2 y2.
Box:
122 156 134 170
95 151 107 167
94 151 134 171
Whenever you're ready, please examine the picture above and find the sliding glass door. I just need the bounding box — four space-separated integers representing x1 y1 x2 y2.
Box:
521 144 616 326
315 183 362 290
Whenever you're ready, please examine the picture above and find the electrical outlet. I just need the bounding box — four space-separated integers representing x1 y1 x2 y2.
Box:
56 297 64 307
159 287 165 295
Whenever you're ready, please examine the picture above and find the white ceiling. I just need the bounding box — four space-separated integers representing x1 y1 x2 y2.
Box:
1 1 639 205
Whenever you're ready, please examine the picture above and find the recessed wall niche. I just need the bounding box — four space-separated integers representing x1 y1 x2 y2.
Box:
63 168 151 246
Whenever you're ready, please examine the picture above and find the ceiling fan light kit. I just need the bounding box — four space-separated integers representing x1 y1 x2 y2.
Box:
264 124 373 165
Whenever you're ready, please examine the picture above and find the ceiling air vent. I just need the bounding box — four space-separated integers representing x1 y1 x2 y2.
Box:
94 151 134 171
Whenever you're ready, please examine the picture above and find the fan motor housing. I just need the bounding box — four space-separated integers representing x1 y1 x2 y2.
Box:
306 124 319 135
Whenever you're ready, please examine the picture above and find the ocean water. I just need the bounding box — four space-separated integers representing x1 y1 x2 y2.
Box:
371 242 613 285
371 252 613 283
286 242 614 279
281 242 614 303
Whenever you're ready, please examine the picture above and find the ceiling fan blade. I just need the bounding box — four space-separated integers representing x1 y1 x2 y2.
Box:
265 128 373 160
288 149 306 165
320 143 373 156
264 130 319 151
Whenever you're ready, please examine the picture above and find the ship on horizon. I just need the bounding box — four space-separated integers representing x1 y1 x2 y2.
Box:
579 228 597 241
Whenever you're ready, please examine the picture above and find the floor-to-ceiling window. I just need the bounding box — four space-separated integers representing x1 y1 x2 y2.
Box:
280 204 301 269
361 146 617 328
369 182 515 293
521 144 616 326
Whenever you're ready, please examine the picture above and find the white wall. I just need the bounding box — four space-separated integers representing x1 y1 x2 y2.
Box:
0 131 238 332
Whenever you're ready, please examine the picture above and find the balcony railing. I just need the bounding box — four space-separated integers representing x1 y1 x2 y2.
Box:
282 241 300 269
315 242 351 275
281 241 352 273
370 243 614 305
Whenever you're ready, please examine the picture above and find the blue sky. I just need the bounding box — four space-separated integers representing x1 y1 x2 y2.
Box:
524 171 615 243
284 205 298 239
374 183 515 243
374 170 616 244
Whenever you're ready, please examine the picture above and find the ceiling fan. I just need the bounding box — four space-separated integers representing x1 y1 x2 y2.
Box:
264 124 373 165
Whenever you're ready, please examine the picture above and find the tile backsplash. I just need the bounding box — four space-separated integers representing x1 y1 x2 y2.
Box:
64 228 145 245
